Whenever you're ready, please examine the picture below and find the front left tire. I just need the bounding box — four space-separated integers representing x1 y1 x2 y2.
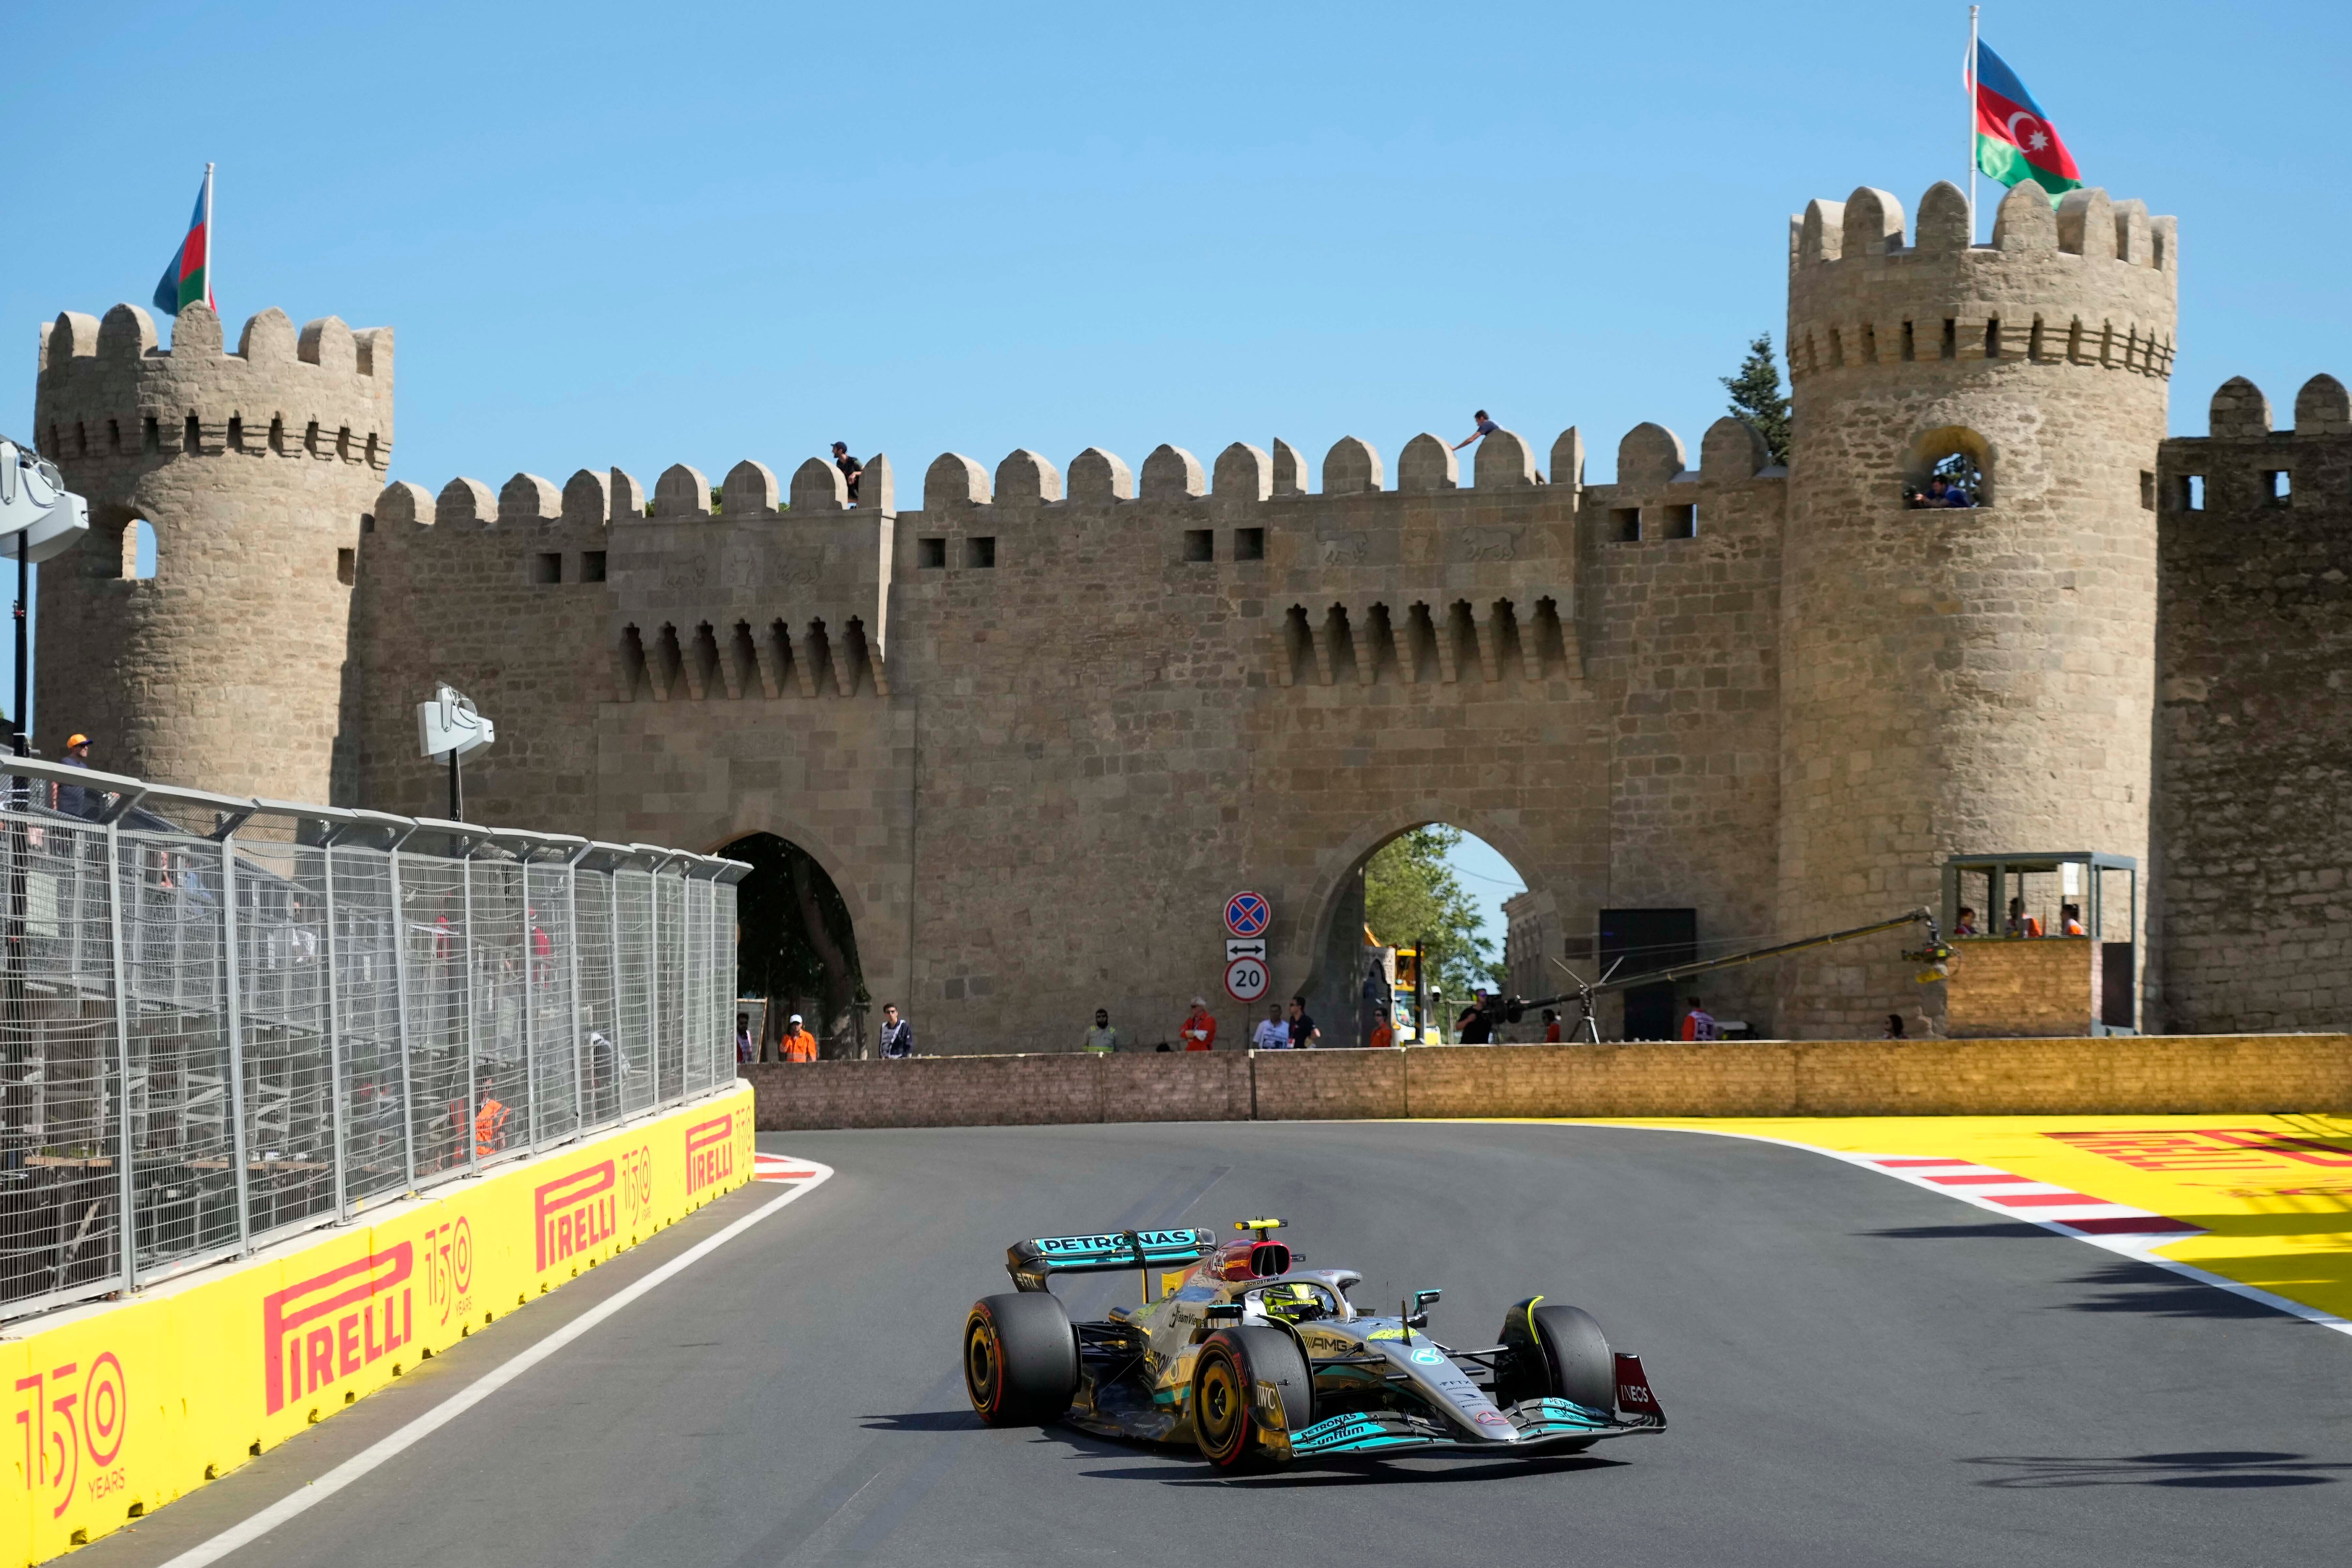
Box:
1191 1325 1313 1470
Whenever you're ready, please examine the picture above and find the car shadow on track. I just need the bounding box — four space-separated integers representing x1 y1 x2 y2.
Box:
2052 1260 2288 1319
861 1410 985 1432
1962 1451 2349 1489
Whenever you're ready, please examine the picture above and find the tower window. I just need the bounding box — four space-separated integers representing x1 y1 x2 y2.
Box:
965 536 997 568
1940 319 1957 360
1183 528 1214 563
1904 426 1993 509
75 422 87 456
532 552 563 584
143 416 159 453
337 548 356 585
108 419 120 454
1234 527 1266 561
917 537 946 569
1611 506 1641 542
183 414 200 453
123 520 158 581
268 415 285 454
1660 504 1697 539
2139 471 2156 511
228 415 244 452
2176 474 2204 512
581 550 608 582
2262 470 2291 505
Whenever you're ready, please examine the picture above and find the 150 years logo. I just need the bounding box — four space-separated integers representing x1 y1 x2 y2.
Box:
15 1353 127 1518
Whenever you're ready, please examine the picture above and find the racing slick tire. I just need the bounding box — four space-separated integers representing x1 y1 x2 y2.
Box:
1191 1326 1313 1471
1496 1298 1615 1412
964 1293 1079 1425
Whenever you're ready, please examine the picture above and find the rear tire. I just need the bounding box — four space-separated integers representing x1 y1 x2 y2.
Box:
1191 1326 1313 1470
964 1293 1079 1425
1496 1298 1615 1412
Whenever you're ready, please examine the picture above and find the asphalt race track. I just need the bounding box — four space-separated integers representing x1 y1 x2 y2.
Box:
79 1122 2348 1568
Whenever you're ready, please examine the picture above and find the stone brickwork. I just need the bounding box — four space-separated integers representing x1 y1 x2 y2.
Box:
1944 937 2098 1037
32 303 391 801
40 173 2352 1047
2155 374 2352 1031
743 1037 2352 1129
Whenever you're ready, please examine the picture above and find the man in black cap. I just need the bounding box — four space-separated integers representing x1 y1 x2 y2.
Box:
831 442 863 505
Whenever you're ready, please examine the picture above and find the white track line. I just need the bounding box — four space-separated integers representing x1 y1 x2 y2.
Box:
155 1158 836 1568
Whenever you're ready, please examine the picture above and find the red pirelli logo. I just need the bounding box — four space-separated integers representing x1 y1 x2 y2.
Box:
535 1161 618 1272
263 1245 413 1415
685 1113 735 1197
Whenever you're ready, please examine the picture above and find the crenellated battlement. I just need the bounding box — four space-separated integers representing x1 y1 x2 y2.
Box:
1787 180 2177 382
2156 373 2352 518
36 301 393 471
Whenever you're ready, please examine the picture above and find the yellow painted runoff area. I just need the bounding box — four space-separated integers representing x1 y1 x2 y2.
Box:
1526 1113 2352 1325
1 1085 753 1567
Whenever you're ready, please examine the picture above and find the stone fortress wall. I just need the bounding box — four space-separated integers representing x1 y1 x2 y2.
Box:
31 174 2352 1049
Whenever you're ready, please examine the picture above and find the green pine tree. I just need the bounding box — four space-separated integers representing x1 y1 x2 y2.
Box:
1720 332 1791 467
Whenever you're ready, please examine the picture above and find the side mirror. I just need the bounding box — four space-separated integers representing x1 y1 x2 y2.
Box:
1403 1287 1441 1328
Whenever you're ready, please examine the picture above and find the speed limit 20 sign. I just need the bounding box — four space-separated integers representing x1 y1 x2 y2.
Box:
1224 955 1270 1002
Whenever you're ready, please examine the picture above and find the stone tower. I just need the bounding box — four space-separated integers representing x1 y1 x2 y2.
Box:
32 301 392 801
1776 179 2177 1035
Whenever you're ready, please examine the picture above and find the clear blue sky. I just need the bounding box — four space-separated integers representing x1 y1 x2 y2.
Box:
8 0 2349 733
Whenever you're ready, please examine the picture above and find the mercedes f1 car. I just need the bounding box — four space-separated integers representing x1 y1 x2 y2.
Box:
961 1218 1665 1469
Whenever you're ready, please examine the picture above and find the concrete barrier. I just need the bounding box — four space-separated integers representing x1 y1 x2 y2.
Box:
743 1036 2352 1129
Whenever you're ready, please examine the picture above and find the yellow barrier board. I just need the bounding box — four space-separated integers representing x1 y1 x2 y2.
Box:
1 1085 753 1566
1510 1112 2352 1326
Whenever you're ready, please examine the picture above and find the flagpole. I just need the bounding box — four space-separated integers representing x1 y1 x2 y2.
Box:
1957 8 1976 241
202 164 216 315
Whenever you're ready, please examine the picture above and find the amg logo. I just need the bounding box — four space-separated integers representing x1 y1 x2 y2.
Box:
263 1245 413 1414
685 1113 735 1196
535 1162 618 1271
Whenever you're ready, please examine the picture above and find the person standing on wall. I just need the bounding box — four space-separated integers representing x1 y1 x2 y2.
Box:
1179 997 1217 1051
1451 410 1501 452
879 1003 914 1059
1680 997 1719 1041
781 1013 820 1063
832 442 863 505
1082 1009 1119 1056
1251 1003 1289 1050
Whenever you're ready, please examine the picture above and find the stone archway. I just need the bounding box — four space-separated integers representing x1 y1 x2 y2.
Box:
718 831 867 1059
1299 808 1546 1048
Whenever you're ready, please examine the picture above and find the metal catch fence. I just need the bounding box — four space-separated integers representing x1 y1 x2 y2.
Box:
0 758 745 1321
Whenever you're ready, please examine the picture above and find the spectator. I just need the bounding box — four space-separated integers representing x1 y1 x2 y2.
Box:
1179 997 1217 1051
55 732 94 818
2060 902 2087 937
1903 485 1928 509
474 1076 509 1157
1286 996 1321 1048
1367 1005 1395 1049
1542 1008 1562 1043
879 1002 914 1058
1680 998 1720 1041
736 1012 755 1065
1884 1013 1907 1039
1455 992 1494 1045
1954 905 1980 937
1251 1003 1289 1050
2006 897 2043 939
1451 410 1501 452
831 442 863 505
1082 1008 1119 1056
1926 475 1973 508
781 1013 819 1063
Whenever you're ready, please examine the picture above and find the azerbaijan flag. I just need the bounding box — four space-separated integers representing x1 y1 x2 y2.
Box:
152 166 216 318
1970 42 2080 201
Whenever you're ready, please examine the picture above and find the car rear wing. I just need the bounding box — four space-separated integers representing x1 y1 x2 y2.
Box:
1007 1228 1216 1292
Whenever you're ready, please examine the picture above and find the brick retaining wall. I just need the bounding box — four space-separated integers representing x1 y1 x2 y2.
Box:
743 1036 2352 1130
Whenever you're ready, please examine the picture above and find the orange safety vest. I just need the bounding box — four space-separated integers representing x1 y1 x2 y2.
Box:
475 1096 508 1156
782 1028 819 1063
1368 1022 1395 1048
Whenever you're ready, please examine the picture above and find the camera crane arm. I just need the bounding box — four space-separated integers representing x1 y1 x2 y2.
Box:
1512 906 1944 1042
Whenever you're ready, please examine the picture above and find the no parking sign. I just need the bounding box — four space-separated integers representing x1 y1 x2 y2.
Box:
1224 892 1271 939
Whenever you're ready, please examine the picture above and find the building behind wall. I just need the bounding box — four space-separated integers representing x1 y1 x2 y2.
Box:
32 174 2352 1049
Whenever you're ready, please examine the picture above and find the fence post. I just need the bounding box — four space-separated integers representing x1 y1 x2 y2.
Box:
567 850 585 1134
219 832 253 1256
106 817 136 1292
521 856 539 1154
463 850 479 1176
609 866 624 1122
388 840 418 1189
322 837 349 1221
